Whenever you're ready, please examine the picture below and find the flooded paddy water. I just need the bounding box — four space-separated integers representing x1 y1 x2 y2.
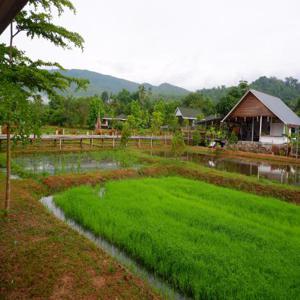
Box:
13 151 139 175
152 151 300 186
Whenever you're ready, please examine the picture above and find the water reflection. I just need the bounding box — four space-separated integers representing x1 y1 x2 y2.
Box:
153 151 300 186
14 152 128 175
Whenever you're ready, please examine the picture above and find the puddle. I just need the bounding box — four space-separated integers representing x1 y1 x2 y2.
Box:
40 196 187 300
151 151 300 186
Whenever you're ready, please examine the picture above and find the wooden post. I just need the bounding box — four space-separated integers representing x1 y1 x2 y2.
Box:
5 124 11 211
296 128 299 159
113 136 115 148
90 138 93 148
80 138 82 148
259 115 262 142
251 117 254 142
164 134 167 146
59 139 62 150
151 136 153 148
138 138 141 148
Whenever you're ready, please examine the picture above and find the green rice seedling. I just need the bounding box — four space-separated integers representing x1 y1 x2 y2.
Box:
54 177 300 299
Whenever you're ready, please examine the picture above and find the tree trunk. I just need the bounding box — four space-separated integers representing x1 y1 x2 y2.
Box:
5 124 11 212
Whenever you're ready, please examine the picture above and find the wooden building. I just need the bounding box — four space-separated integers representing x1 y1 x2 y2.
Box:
197 114 223 128
222 89 300 144
175 107 202 127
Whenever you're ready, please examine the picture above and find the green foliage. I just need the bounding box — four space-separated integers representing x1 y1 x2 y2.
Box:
228 131 238 145
0 0 87 135
200 76 300 110
216 80 249 115
120 122 131 147
192 130 201 145
171 131 186 156
47 96 90 128
151 111 163 134
54 177 300 299
87 96 104 129
182 92 215 116
101 91 109 103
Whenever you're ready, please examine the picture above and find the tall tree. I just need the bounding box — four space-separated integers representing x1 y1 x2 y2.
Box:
0 0 87 212
216 81 249 115
87 96 104 129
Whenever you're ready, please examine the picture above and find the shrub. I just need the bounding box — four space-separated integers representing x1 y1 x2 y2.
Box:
228 131 238 145
192 130 201 146
120 123 131 147
171 131 186 156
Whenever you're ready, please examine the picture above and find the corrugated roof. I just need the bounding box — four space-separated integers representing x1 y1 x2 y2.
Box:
222 89 300 126
250 89 300 126
176 107 203 119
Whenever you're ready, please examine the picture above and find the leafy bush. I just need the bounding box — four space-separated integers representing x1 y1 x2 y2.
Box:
120 123 131 147
228 131 238 145
192 130 201 146
171 131 186 156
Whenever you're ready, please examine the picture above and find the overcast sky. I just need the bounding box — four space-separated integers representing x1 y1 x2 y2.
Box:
1 0 300 90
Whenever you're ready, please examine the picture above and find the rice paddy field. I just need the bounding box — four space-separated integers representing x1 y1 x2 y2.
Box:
54 176 300 299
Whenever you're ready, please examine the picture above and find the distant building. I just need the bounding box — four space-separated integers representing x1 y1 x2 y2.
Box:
197 114 223 127
175 107 202 127
102 114 127 128
222 89 300 144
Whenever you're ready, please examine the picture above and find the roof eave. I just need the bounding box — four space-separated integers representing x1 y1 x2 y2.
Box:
0 0 29 34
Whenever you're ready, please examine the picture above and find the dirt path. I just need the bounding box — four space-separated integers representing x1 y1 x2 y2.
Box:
0 178 160 299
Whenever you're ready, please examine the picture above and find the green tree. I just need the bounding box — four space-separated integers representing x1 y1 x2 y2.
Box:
192 130 201 146
120 122 131 147
151 111 163 134
171 131 186 156
87 96 104 129
101 91 109 103
183 92 215 116
0 0 87 212
216 81 249 115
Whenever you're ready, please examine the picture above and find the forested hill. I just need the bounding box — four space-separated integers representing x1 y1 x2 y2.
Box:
198 76 300 105
58 69 190 98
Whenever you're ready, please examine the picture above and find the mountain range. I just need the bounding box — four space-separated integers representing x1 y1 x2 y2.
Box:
57 69 300 107
58 69 190 98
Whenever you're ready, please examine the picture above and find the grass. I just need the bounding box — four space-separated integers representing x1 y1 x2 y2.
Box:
54 177 300 299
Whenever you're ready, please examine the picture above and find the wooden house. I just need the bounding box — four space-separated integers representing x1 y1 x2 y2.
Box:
222 89 300 144
175 107 202 127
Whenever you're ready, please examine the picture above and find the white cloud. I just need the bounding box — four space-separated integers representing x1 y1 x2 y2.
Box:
1 0 300 90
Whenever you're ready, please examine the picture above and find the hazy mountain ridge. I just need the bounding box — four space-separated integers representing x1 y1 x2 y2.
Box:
198 76 300 105
57 70 300 107
58 69 190 98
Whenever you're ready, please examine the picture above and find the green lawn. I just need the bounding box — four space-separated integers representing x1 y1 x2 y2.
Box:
54 177 300 299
